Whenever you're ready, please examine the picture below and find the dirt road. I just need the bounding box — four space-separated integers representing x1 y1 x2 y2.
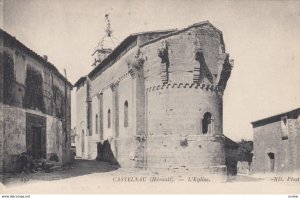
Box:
1 159 299 194
1 159 118 186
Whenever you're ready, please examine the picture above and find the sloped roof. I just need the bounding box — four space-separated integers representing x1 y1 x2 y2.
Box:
140 20 224 48
86 29 176 80
75 20 224 87
74 76 87 88
251 107 300 127
224 136 239 148
1 29 73 88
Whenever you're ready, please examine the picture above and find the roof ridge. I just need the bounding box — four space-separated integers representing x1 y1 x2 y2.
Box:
131 28 178 36
140 20 223 48
251 107 300 124
78 20 223 85
0 28 73 88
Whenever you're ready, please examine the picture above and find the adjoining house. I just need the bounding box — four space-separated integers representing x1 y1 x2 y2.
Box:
224 137 253 175
252 108 300 173
224 136 239 175
74 19 234 175
0 29 73 173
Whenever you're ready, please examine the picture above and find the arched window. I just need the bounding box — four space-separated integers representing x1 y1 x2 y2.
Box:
108 109 111 128
124 101 129 127
95 114 99 134
202 112 212 134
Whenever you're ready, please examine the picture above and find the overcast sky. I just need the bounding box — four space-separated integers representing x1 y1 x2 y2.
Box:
3 0 300 141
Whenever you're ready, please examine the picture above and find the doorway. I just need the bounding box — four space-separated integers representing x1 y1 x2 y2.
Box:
32 126 42 159
26 113 46 159
267 152 275 172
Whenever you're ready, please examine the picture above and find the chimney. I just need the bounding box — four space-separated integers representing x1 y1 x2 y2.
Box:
43 55 48 61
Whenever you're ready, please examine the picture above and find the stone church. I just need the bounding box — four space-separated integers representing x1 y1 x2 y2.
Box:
0 29 73 173
74 20 234 175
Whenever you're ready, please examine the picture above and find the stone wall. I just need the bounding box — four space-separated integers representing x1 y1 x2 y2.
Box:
253 121 288 173
112 77 134 166
145 87 224 171
76 46 137 164
0 38 3 173
142 25 226 89
287 116 300 172
2 105 26 172
46 114 63 164
0 50 3 103
0 31 72 172
0 103 3 173
62 87 72 164
139 24 228 173
253 115 300 173
1 105 66 172
75 22 232 175
75 81 87 158
1 33 72 119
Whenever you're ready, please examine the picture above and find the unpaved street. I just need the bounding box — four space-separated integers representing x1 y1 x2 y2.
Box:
1 159 117 186
1 159 299 194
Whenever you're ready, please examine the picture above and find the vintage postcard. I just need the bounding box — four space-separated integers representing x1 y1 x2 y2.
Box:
0 0 300 195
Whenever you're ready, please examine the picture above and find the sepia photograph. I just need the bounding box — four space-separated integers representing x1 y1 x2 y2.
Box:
0 0 300 195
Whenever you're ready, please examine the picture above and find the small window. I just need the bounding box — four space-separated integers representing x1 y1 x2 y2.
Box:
124 101 129 127
108 109 111 128
95 114 99 134
281 116 288 140
202 112 213 134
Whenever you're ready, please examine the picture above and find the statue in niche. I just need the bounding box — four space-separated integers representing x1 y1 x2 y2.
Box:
158 39 169 65
193 37 213 84
193 37 202 61
133 48 145 70
217 54 233 91
127 48 145 78
157 39 170 84
127 48 145 71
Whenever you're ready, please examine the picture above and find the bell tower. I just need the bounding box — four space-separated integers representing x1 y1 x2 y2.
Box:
92 12 119 67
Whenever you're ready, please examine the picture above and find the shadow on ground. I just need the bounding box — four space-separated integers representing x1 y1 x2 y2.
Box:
1 159 118 186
